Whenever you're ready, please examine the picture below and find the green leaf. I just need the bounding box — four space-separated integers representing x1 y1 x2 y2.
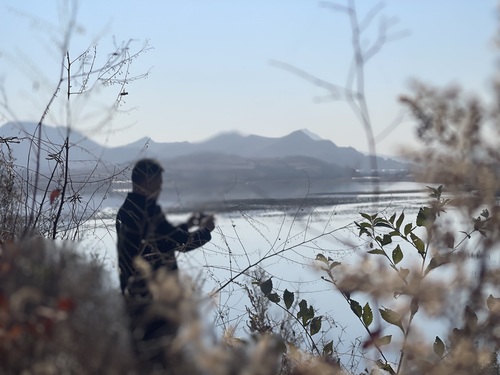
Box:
381 234 392 246
392 245 403 265
425 255 450 275
380 307 404 333
433 336 445 358
267 293 280 303
260 278 273 296
356 221 372 230
389 213 396 224
310 316 322 336
329 261 341 270
315 253 328 264
417 207 436 228
297 300 314 325
362 302 373 327
298 299 307 310
355 221 372 237
378 335 392 346
427 185 443 200
360 212 372 221
374 219 392 229
350 299 362 318
283 289 294 310
427 186 437 198
396 212 405 230
404 223 413 236
410 233 426 255
323 340 333 356
425 258 438 275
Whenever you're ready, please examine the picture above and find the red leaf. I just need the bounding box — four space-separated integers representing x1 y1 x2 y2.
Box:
7 324 24 340
57 297 75 312
50 189 61 204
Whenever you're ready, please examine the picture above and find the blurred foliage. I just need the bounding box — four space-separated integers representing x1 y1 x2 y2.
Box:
0 237 134 374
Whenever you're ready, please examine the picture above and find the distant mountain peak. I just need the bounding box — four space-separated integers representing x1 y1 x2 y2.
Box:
299 129 323 141
203 131 243 142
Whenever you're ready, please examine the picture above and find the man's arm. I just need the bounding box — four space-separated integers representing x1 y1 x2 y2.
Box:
178 214 215 252
180 228 212 252
153 210 215 253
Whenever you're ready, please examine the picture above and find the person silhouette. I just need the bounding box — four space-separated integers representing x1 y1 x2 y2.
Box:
116 158 215 296
115 158 215 369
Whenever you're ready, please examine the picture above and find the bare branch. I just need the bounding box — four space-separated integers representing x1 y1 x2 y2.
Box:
25 58 65 231
374 108 408 143
319 1 352 14
364 17 409 63
361 23 387 63
270 59 358 100
358 1 385 32
0 137 20 144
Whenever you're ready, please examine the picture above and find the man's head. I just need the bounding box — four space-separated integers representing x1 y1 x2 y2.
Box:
131 158 164 200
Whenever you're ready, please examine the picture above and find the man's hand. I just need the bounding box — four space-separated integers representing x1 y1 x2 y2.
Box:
186 213 200 229
187 213 215 231
200 214 215 232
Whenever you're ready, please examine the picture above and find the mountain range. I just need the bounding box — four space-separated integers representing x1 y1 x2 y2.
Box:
0 122 406 169
0 122 409 207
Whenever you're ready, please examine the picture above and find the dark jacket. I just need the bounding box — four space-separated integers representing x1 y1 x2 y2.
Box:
116 192 211 295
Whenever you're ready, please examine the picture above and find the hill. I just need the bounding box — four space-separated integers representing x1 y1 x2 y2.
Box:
0 122 409 206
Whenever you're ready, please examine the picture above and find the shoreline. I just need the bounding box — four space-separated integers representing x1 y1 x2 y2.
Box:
164 188 428 214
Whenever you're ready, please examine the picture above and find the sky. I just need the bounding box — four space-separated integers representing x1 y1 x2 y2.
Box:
0 0 497 155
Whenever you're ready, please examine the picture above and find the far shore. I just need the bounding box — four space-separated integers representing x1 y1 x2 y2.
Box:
162 188 428 214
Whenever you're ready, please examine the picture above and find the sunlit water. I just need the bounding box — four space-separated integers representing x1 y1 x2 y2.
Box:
82 181 429 292
77 180 486 366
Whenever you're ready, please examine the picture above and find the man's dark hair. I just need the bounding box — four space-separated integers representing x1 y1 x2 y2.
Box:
131 158 164 186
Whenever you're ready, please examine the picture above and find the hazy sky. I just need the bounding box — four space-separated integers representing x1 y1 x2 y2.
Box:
0 1 497 154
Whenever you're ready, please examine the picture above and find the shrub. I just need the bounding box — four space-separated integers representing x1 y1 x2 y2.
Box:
0 237 134 374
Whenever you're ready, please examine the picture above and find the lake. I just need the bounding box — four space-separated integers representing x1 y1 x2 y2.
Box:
85 180 430 286
79 179 451 365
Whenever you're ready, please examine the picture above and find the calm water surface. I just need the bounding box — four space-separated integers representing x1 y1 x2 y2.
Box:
80 180 456 364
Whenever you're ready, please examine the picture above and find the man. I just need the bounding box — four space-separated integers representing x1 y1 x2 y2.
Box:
116 158 215 369
116 157 215 296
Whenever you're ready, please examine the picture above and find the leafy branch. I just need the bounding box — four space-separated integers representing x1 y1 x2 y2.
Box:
254 277 326 357
316 185 500 373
